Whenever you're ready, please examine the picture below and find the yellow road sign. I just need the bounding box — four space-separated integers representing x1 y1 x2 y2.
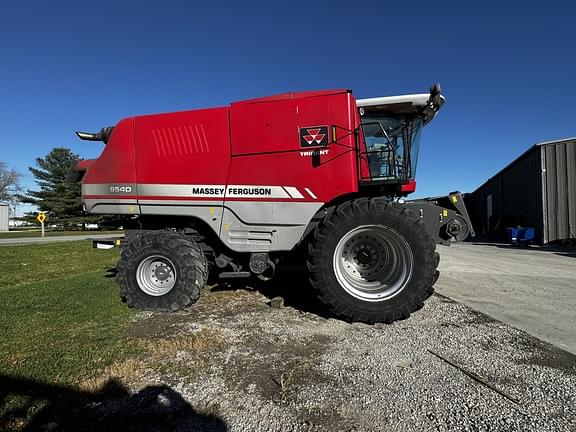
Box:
37 213 46 223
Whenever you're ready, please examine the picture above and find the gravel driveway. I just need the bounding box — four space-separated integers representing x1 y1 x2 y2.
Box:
97 268 576 432
22 244 574 432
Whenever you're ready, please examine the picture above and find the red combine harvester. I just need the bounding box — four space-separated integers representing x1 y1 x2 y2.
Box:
70 84 474 323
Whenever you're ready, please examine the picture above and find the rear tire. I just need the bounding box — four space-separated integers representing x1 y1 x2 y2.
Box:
307 198 438 323
116 231 208 311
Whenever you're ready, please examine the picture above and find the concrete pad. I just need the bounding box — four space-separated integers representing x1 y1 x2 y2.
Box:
436 242 576 354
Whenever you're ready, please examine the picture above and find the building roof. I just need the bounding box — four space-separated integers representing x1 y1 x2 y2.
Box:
534 136 576 147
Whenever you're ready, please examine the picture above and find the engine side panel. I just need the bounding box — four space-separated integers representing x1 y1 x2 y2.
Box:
133 107 231 235
134 107 231 189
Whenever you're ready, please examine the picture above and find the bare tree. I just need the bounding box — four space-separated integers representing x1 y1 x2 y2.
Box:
0 161 21 204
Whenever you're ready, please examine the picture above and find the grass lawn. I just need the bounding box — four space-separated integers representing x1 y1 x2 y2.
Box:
0 240 225 430
0 273 137 384
0 230 121 239
0 242 137 386
0 242 121 288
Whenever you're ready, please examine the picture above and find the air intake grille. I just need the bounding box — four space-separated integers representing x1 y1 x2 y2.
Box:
151 124 209 156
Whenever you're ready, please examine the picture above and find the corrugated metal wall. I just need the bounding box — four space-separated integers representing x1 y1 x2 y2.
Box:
502 147 543 240
467 139 576 244
466 174 502 238
468 146 544 242
0 205 9 232
542 140 576 243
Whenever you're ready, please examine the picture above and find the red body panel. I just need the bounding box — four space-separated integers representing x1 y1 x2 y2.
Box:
82 118 137 199
134 107 231 198
82 90 370 205
228 91 358 202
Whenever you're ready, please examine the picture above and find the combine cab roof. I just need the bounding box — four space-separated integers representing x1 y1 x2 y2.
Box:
357 92 445 123
357 93 431 109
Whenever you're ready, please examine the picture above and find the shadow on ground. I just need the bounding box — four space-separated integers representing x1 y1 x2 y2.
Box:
211 261 337 320
105 267 117 278
0 375 227 432
470 241 576 258
104 257 337 321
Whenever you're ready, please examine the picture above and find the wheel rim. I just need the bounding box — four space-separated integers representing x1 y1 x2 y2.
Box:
136 255 177 296
333 225 414 302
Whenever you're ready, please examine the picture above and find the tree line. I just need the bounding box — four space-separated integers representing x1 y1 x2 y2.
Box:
2 148 126 229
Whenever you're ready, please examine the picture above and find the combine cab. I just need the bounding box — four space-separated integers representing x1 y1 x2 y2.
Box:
71 84 473 323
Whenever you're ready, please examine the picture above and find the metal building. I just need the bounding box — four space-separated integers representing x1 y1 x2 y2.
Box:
0 202 9 232
466 137 576 244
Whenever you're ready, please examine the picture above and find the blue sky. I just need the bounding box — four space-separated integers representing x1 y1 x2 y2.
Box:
1 0 574 215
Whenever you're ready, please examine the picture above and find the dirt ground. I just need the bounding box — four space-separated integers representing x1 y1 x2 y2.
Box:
77 260 576 432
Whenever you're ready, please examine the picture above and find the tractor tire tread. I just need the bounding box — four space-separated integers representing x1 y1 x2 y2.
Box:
116 231 208 311
307 197 439 323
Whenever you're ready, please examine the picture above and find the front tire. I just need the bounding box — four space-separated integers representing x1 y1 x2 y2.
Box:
116 231 208 311
307 198 438 323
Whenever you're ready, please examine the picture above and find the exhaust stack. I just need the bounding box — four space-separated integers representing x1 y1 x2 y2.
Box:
76 126 114 143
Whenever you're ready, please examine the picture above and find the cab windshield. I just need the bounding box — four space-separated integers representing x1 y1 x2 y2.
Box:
361 116 423 181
